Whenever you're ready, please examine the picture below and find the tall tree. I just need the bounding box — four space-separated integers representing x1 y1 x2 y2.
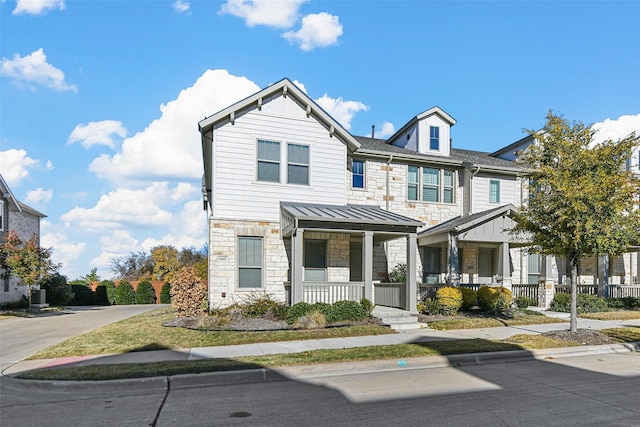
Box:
110 251 153 280
0 231 59 309
151 245 180 282
511 112 640 332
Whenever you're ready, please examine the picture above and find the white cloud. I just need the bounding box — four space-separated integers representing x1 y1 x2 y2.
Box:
141 200 207 251
172 0 190 14
88 69 259 182
68 120 127 149
375 121 395 139
60 182 179 231
0 149 39 186
1 48 77 92
13 0 65 15
591 113 640 145
314 94 368 130
41 222 86 279
282 12 342 51
219 0 307 28
89 230 141 276
24 187 53 205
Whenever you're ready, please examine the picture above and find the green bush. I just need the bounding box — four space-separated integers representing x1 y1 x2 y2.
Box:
311 302 332 317
388 263 407 283
94 285 109 305
294 309 327 329
40 273 73 306
326 300 366 323
515 296 536 309
496 287 513 312
436 287 463 315
135 280 157 304
551 292 571 311
577 294 609 313
115 281 136 305
286 302 313 325
360 297 374 316
241 293 287 320
418 297 441 315
609 296 640 309
160 282 171 304
459 287 477 311
476 286 498 311
98 280 116 305
67 284 95 305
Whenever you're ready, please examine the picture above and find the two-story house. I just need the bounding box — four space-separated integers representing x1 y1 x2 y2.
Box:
0 174 47 305
199 78 543 311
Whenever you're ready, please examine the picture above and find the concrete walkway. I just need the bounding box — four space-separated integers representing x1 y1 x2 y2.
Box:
3 309 640 376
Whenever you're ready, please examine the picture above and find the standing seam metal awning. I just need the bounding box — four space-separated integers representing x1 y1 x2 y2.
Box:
280 202 424 237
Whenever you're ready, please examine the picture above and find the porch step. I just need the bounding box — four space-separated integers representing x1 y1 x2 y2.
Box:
372 306 429 331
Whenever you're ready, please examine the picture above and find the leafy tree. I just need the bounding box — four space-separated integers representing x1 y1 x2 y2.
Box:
81 268 100 284
151 245 180 282
0 231 59 309
178 246 207 268
135 279 157 304
511 112 640 332
40 272 73 306
110 251 153 281
115 280 136 305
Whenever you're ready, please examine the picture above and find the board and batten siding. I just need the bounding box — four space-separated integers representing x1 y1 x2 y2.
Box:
211 95 347 221
472 173 518 213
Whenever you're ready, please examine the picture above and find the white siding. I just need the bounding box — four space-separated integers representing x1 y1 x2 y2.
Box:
472 173 519 213
211 95 347 221
417 115 451 157
391 125 418 151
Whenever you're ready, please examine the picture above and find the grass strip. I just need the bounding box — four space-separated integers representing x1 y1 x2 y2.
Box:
578 311 640 321
428 313 565 330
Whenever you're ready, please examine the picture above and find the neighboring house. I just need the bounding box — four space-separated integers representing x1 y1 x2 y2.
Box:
0 174 47 305
199 78 638 310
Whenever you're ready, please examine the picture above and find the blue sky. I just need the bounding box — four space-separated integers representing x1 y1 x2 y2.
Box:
1 0 639 280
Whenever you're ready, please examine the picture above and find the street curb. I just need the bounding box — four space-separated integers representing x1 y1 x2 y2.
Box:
0 373 168 393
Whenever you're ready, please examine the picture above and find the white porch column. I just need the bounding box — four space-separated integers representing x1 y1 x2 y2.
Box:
538 255 555 309
291 229 304 305
498 242 512 290
446 233 460 285
363 231 373 302
406 233 418 313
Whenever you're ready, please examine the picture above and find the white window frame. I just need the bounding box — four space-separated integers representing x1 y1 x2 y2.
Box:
256 139 281 183
287 143 310 185
351 159 365 189
429 126 440 151
489 180 501 204
407 166 455 204
238 236 263 289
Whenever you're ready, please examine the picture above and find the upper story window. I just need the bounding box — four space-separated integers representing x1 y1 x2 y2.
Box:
408 166 419 200
408 166 455 203
429 126 439 150
352 159 365 189
0 200 4 231
257 139 280 182
287 143 309 185
489 180 501 203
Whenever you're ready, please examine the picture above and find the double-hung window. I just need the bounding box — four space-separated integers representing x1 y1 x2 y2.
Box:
408 166 419 200
238 237 263 288
352 159 365 189
257 140 280 182
489 180 501 203
429 126 440 150
443 170 454 203
287 143 309 185
422 168 440 202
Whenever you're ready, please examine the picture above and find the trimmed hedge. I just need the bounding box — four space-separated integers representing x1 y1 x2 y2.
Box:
135 280 157 304
459 287 477 311
115 281 136 305
67 284 95 305
436 287 463 315
160 282 172 304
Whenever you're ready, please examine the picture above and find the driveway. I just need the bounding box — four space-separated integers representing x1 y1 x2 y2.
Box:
0 305 163 374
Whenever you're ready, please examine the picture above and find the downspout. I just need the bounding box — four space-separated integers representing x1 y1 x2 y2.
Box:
468 166 480 215
386 155 393 211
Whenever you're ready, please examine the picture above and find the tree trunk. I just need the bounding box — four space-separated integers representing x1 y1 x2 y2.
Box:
569 253 578 333
27 283 32 311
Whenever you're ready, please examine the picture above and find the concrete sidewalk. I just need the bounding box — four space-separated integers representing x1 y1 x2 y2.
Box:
4 311 640 377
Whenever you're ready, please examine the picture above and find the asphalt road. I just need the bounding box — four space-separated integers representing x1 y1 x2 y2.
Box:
2 352 639 426
0 305 163 374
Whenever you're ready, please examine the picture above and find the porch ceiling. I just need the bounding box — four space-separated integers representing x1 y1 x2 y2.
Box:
280 202 423 237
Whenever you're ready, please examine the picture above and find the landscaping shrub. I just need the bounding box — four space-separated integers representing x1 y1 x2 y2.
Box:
418 297 441 315
609 296 640 309
515 296 536 309
476 285 498 311
93 284 109 305
286 302 313 325
327 300 366 323
459 287 477 311
40 273 74 306
68 284 95 305
115 281 136 305
436 287 463 315
312 302 332 317
577 294 609 313
388 263 407 283
294 309 327 329
98 280 116 305
170 266 208 318
160 282 171 304
241 293 287 320
496 287 513 312
605 297 625 310
360 297 374 316
135 280 157 304
551 292 571 311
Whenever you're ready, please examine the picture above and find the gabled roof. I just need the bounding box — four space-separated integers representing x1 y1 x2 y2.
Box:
198 78 360 152
386 106 456 145
0 174 46 218
419 204 518 237
490 134 534 157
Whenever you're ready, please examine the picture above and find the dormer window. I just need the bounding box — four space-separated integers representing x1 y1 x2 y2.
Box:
430 126 439 150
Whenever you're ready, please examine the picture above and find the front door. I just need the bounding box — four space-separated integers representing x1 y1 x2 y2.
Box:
349 241 363 282
478 248 494 284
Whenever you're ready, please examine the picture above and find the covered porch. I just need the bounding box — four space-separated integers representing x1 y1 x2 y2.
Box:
280 202 423 312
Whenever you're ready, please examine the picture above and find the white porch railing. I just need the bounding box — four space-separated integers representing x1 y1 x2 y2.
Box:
512 284 539 301
300 282 365 305
373 282 406 309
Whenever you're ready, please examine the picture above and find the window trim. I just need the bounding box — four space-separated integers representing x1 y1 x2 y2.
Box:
237 236 263 289
256 139 281 183
407 166 455 204
351 159 365 189
408 166 419 201
429 126 440 151
489 179 501 204
304 239 327 282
